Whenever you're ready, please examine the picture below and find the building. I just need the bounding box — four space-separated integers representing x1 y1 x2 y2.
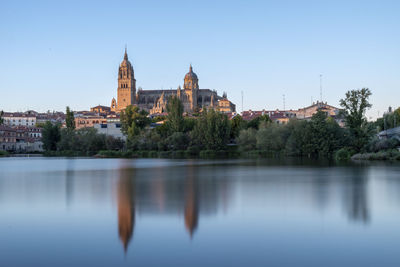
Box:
90 105 111 114
0 125 43 152
112 49 235 114
241 101 343 125
94 115 125 140
36 111 66 125
2 112 36 127
0 125 17 151
293 101 341 120
74 115 107 129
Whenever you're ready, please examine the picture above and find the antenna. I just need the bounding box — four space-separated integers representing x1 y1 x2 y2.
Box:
241 91 244 113
283 94 286 111
320 74 323 102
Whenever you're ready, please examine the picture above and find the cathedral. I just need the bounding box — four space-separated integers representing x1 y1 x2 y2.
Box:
111 49 235 114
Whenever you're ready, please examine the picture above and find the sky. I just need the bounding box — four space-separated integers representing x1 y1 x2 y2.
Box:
0 0 399 119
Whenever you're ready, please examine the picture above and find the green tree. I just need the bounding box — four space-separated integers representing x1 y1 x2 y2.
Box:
166 132 190 150
340 88 373 151
375 107 400 131
247 114 271 130
120 105 151 139
166 96 184 133
191 109 230 150
65 106 75 130
285 112 348 157
256 123 286 152
42 121 61 151
237 128 257 151
230 115 247 139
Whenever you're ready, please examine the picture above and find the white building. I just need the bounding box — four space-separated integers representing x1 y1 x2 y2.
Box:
3 113 36 127
94 122 125 140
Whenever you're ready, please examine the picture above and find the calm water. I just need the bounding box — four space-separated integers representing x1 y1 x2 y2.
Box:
0 158 400 267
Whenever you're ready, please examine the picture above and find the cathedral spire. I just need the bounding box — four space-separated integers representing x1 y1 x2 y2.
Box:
124 45 128 60
189 64 193 73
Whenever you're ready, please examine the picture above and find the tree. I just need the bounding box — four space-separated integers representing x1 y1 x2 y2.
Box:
191 109 230 150
0 110 3 125
340 88 373 151
120 105 151 139
230 115 247 139
42 121 61 151
237 128 257 151
65 106 75 130
166 96 184 133
375 107 400 131
256 123 286 152
247 114 271 130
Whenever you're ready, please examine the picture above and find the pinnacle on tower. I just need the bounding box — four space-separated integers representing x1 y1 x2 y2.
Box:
124 45 128 60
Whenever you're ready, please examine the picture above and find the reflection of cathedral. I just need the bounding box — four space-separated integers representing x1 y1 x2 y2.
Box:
115 164 231 253
111 49 236 114
184 169 199 238
117 169 135 252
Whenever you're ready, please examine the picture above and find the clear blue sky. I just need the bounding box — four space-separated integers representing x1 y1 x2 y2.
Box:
1 0 399 119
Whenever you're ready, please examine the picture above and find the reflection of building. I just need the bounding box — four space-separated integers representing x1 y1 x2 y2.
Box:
112 49 236 114
184 170 199 238
112 164 231 251
117 169 135 252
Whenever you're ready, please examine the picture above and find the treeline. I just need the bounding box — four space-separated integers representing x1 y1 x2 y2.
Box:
374 107 400 131
41 107 123 156
41 88 400 159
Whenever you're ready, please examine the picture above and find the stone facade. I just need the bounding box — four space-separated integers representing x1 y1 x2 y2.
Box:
112 51 235 115
116 48 136 111
74 115 107 129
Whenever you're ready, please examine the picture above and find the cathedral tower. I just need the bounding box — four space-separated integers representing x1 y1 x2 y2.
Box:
117 48 136 111
183 65 199 111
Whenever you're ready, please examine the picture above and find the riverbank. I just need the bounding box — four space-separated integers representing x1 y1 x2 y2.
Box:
352 149 400 161
5 148 400 162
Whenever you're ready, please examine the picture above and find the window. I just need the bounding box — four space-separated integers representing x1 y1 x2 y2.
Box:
101 124 107 129
116 123 121 128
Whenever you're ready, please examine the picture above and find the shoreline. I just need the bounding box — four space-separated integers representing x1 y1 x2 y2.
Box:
2 149 400 162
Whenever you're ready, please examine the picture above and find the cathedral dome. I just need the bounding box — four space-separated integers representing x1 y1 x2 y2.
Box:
184 65 198 80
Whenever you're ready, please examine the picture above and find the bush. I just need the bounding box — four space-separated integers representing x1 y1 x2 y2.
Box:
366 137 400 153
334 148 353 161
0 150 9 157
351 150 400 161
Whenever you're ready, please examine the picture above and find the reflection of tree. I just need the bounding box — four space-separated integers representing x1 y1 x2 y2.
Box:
184 166 198 238
65 160 75 206
344 169 370 224
117 168 135 253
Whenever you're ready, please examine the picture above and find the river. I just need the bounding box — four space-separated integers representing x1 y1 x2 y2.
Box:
0 157 399 266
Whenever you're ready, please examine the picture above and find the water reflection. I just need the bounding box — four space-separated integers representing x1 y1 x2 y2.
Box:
343 168 370 223
117 168 135 252
115 163 207 252
184 166 198 238
1 158 400 266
